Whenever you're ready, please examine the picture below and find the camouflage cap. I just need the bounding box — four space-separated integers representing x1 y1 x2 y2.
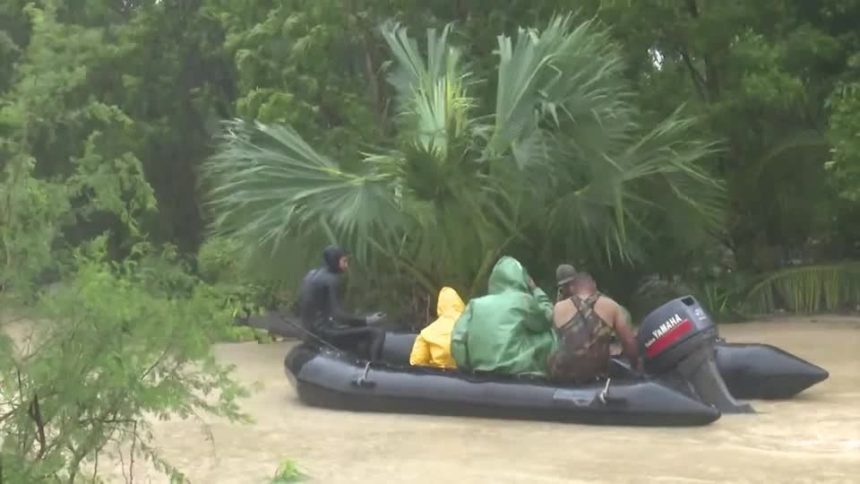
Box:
555 264 578 287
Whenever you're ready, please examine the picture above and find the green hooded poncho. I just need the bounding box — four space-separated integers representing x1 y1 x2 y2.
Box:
450 256 557 376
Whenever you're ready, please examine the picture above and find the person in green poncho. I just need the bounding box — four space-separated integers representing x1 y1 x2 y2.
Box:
450 256 557 376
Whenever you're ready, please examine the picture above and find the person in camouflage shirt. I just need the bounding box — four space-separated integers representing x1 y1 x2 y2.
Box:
547 264 641 383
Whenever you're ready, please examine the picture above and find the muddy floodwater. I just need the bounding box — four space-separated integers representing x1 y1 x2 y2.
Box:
111 318 858 483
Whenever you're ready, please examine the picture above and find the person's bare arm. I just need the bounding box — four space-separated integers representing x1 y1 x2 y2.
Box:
612 303 641 371
552 299 575 329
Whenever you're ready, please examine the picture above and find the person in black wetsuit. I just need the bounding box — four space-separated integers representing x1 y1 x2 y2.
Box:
297 246 387 360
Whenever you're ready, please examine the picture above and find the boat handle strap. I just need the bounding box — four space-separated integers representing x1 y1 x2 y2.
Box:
598 378 612 404
352 361 377 388
597 377 627 406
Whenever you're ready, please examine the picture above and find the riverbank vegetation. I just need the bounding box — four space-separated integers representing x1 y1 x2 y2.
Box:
2 1 859 480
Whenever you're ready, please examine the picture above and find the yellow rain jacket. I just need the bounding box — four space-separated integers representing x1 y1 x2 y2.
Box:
409 287 465 369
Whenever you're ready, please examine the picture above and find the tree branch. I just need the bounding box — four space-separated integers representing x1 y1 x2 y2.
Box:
685 0 700 18
119 440 128 484
683 0 720 101
129 421 137 484
0 407 16 423
76 417 136 426
15 369 25 454
140 342 174 381
679 48 707 101
28 394 47 459
91 449 99 484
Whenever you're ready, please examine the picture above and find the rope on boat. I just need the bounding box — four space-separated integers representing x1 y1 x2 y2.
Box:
598 377 612 405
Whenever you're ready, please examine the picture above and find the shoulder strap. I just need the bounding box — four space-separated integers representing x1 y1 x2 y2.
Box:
570 292 601 313
557 292 605 331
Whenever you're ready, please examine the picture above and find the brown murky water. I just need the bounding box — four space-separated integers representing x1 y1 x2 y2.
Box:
97 317 860 482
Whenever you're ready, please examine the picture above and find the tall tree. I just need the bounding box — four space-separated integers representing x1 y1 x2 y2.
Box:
587 0 859 267
582 0 860 312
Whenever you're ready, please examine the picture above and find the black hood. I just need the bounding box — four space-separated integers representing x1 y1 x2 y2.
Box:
322 245 348 273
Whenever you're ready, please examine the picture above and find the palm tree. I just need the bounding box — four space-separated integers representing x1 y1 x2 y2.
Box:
203 15 723 305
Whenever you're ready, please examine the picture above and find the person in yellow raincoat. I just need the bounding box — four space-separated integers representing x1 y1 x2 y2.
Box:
409 287 465 369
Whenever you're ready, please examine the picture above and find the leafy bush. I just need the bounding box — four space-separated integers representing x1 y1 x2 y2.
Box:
631 271 750 324
0 156 73 299
0 238 250 482
198 237 291 315
271 458 307 483
744 263 860 314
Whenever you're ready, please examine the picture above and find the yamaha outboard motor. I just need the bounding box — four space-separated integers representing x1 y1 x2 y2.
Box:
638 296 754 414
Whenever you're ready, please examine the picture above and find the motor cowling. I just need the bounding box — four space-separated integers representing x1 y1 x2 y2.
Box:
637 295 718 374
637 295 754 414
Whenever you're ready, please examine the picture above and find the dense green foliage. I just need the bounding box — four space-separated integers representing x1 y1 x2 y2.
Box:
204 16 723 316
2 1 858 314
0 0 858 479
0 3 249 480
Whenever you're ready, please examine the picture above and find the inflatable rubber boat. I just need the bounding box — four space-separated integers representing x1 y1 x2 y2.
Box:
282 296 790 426
255 297 829 403
285 343 720 426
382 336 829 401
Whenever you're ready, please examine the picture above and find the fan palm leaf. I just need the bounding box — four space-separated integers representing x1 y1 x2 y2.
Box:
487 16 723 266
745 263 860 314
203 119 402 263
380 21 477 164
487 16 635 167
